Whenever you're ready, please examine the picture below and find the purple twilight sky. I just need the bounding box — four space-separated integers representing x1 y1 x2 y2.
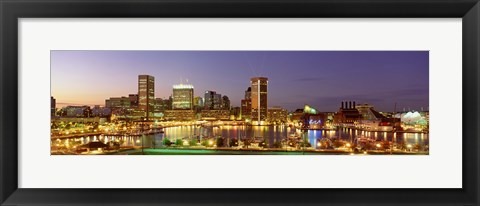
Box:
51 50 429 112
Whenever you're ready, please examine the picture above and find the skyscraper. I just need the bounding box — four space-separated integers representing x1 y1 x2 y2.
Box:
222 95 230 110
138 75 155 119
204 90 222 110
172 84 194 110
241 87 251 120
250 77 268 124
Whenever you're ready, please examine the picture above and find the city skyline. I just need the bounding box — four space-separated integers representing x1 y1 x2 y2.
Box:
51 50 428 112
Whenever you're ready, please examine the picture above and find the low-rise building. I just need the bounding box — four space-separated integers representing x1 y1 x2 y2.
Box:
200 110 230 121
164 110 196 121
59 106 92 117
105 96 131 109
333 101 361 124
267 107 288 123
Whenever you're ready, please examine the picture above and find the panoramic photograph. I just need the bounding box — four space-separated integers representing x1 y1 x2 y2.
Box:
50 50 429 155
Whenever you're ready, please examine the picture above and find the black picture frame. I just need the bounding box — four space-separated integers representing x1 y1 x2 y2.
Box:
1 0 478 205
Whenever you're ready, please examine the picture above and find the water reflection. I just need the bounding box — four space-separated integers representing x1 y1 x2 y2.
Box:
57 125 429 149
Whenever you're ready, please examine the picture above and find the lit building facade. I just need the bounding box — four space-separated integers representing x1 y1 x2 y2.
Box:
172 84 194 110
250 77 268 124
267 107 288 123
200 110 230 121
105 96 131 108
333 101 361 124
164 110 196 121
138 75 155 119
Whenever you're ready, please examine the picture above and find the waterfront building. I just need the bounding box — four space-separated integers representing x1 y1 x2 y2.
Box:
303 113 327 129
356 104 383 121
231 106 241 120
333 101 361 124
51 116 106 124
290 109 304 123
172 84 194 110
250 77 268 124
267 107 288 123
399 111 428 126
51 96 56 116
200 110 230 121
59 106 92 117
138 75 155 119
355 103 394 130
110 108 146 120
164 110 196 121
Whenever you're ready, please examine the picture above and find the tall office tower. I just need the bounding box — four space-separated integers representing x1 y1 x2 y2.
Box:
241 87 252 120
204 90 222 110
172 84 194 110
204 91 215 110
138 75 155 119
245 87 251 100
222 95 230 110
214 94 222 109
250 77 268 124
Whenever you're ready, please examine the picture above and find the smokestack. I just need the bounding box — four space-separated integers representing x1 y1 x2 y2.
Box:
349 101 352 109
341 101 344 109
353 101 356 109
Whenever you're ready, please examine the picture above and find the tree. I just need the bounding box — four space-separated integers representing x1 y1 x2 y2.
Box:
259 138 268 148
189 139 198 146
273 141 283 148
201 139 210 147
229 138 238 147
162 138 172 146
299 140 311 148
216 137 225 147
332 140 344 148
243 138 252 148
175 139 183 147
